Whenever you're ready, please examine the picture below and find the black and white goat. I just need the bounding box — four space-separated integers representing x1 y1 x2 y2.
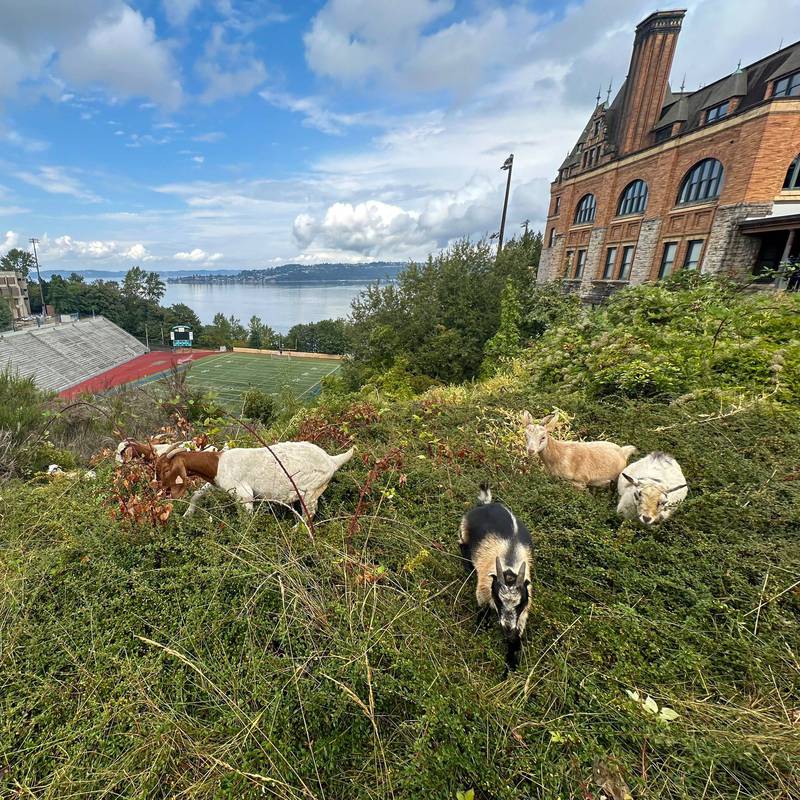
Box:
459 483 533 671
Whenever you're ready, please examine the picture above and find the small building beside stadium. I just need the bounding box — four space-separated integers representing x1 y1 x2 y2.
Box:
0 271 31 320
536 9 800 301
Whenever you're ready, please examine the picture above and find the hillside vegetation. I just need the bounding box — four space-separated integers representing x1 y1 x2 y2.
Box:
1 276 799 799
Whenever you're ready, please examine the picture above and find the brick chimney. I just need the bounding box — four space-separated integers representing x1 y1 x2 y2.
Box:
617 9 686 155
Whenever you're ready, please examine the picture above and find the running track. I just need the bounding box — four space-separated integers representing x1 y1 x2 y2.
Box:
60 350 217 399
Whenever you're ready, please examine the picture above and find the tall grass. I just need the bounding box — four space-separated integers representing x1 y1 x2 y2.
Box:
2 381 798 798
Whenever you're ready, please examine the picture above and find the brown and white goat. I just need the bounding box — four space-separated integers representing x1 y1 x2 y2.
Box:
523 411 636 490
155 441 354 518
459 483 533 672
115 438 219 464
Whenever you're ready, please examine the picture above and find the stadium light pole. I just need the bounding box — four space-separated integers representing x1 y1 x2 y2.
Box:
497 154 514 254
29 238 46 317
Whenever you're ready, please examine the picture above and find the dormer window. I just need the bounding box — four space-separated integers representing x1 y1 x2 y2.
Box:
706 101 729 123
654 126 672 143
774 71 800 97
593 120 602 137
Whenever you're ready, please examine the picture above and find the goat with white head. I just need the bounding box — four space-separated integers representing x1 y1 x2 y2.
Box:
617 451 688 526
156 441 354 518
459 483 533 672
523 411 636 490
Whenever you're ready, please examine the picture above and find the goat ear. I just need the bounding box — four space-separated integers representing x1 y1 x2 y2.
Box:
516 561 527 586
621 472 636 485
494 556 502 579
541 413 558 431
521 410 533 426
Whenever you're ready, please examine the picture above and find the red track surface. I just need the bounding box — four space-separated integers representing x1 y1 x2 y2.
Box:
60 350 216 399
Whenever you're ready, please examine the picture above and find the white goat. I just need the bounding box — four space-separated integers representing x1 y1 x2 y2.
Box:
523 411 636 490
617 451 688 525
156 441 354 518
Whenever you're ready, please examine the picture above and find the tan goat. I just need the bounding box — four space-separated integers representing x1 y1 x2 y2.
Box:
522 411 636 490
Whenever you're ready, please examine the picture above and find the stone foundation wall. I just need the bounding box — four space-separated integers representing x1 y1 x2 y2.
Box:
580 227 607 292
702 203 772 277
537 234 564 284
629 218 662 284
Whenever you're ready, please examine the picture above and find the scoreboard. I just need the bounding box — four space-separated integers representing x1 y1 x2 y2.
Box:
170 325 193 349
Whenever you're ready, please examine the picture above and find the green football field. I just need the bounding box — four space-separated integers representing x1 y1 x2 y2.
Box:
184 352 342 410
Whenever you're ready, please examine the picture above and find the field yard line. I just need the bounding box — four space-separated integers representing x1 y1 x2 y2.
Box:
297 362 342 400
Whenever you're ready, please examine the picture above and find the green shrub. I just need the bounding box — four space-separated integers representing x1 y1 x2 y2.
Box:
529 275 800 403
242 388 276 423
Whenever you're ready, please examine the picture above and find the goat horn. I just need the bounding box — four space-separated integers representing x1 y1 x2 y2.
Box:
667 483 687 494
621 472 636 485
494 556 502 579
161 443 185 459
516 561 527 586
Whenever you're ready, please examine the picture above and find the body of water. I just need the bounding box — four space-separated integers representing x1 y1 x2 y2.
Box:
162 281 371 332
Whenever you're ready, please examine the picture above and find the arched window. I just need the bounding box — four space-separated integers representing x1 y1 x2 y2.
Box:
574 193 596 224
784 154 800 190
617 180 649 216
677 158 724 205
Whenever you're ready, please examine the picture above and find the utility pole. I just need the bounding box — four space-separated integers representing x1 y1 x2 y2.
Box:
497 154 514 254
29 238 46 318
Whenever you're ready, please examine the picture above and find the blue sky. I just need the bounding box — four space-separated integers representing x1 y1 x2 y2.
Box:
1 0 798 270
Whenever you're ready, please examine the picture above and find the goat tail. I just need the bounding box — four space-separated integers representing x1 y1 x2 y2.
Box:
477 482 493 505
621 445 637 461
331 447 355 469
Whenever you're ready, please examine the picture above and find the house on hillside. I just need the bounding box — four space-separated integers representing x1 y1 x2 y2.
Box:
0 271 31 320
537 9 800 301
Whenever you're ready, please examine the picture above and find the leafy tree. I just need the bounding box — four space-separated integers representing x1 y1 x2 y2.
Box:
0 248 35 278
144 272 166 303
0 299 12 331
121 266 146 300
248 316 265 349
481 281 523 376
348 235 541 384
286 318 351 354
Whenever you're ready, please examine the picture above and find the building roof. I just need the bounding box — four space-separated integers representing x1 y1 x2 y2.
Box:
560 35 800 176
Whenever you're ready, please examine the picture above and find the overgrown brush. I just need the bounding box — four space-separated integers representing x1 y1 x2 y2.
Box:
2 277 799 798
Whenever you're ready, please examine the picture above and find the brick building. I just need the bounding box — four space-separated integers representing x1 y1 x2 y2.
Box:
0 271 31 321
536 9 800 300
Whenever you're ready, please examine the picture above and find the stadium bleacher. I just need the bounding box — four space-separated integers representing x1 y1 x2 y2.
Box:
0 316 148 393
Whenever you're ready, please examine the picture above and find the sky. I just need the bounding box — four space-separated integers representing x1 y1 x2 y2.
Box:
0 0 798 271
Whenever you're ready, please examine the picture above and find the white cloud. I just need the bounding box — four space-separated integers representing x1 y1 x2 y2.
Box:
58 6 182 110
39 235 155 262
196 24 267 103
192 131 226 143
1 230 20 255
163 0 201 26
260 89 380 135
14 166 103 204
174 248 223 262
0 2 182 108
0 127 49 153
304 0 454 84
192 155 205 164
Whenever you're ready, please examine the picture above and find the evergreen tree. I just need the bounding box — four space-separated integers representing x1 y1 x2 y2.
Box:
144 272 166 303
248 316 264 348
